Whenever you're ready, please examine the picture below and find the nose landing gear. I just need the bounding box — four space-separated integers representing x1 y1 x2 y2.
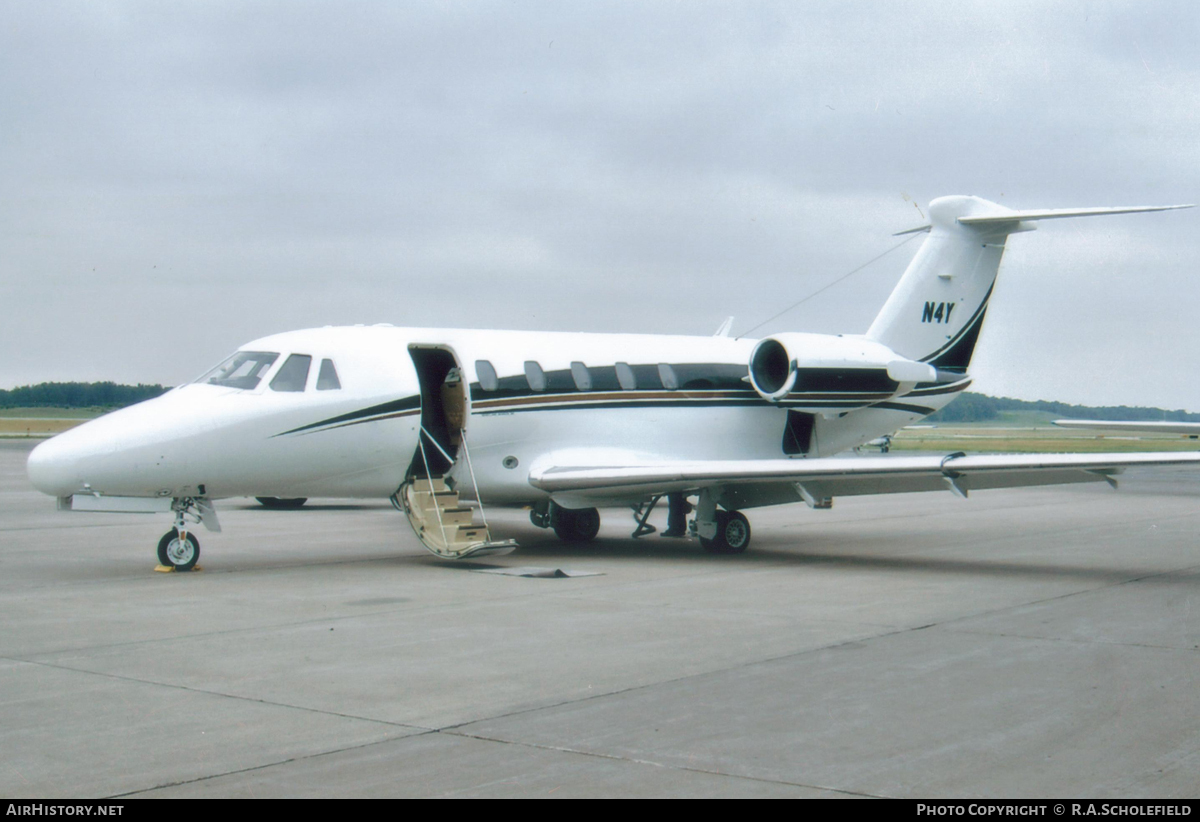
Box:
155 497 219 572
157 529 199 571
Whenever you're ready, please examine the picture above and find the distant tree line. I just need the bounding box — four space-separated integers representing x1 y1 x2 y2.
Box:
927 392 1200 423
5 381 1197 423
0 382 169 409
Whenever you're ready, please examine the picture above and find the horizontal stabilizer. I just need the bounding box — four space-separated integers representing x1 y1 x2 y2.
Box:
894 203 1192 235
957 204 1193 226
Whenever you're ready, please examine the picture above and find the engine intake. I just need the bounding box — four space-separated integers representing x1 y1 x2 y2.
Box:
748 338 797 401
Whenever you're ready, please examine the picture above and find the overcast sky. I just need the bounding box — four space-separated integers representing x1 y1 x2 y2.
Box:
3 1 1198 410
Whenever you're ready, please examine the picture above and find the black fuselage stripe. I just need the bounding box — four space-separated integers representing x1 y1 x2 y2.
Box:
275 365 970 436
920 283 994 363
473 397 940 415
275 396 421 436
908 380 973 397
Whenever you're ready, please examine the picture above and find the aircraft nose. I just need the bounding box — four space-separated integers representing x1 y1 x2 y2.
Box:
25 390 207 499
27 433 86 497
27 436 77 494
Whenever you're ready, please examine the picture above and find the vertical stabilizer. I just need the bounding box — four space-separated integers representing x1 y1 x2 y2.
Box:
865 196 1190 372
866 196 1020 372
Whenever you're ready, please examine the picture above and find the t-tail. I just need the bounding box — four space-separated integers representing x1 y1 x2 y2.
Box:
865 196 1192 373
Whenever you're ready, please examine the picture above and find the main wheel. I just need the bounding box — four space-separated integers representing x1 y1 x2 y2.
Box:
700 510 751 554
552 506 601 542
157 530 200 571
256 497 308 509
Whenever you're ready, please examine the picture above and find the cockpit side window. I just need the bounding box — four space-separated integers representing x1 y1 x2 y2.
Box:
316 358 341 390
197 351 279 390
270 354 312 392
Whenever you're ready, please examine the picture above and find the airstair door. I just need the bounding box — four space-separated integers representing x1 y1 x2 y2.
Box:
396 346 516 559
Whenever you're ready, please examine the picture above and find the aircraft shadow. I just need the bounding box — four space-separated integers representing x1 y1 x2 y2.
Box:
482 526 1198 586
233 503 379 512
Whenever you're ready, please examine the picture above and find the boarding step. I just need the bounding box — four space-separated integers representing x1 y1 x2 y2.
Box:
411 477 451 493
399 475 516 559
439 507 476 526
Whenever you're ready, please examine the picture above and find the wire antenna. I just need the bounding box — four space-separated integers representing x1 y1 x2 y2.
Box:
735 231 923 339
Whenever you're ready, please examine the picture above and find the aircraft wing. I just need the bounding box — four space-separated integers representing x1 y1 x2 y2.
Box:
528 451 1200 508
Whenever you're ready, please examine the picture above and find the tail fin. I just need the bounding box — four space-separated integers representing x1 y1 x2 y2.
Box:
865 196 1191 372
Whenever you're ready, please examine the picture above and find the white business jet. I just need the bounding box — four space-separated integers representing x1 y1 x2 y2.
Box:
26 195 1199 570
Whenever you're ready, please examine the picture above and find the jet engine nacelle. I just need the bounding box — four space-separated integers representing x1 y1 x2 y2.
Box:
747 332 937 402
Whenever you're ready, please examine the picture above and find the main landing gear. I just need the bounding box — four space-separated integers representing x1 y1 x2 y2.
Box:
636 494 751 553
699 510 751 554
255 497 308 509
691 489 751 554
554 506 601 542
532 494 754 554
530 501 601 542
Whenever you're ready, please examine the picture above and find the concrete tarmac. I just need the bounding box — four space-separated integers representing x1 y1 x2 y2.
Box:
2 438 1199 798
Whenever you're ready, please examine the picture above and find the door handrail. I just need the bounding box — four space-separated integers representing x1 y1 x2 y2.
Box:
458 433 488 531
419 426 456 465
420 425 489 533
415 432 450 547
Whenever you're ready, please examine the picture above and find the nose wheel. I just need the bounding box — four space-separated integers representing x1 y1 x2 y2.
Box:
157 529 200 571
154 497 218 571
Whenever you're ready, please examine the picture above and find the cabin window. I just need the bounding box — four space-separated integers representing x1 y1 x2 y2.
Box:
570 362 592 391
270 354 312 392
475 360 498 392
197 351 279 391
615 362 637 390
524 361 547 392
316 358 341 390
658 363 679 390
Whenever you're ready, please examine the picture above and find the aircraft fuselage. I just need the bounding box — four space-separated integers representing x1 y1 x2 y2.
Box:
26 324 967 507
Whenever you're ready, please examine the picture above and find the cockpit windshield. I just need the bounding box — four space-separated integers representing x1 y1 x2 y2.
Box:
196 351 280 390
